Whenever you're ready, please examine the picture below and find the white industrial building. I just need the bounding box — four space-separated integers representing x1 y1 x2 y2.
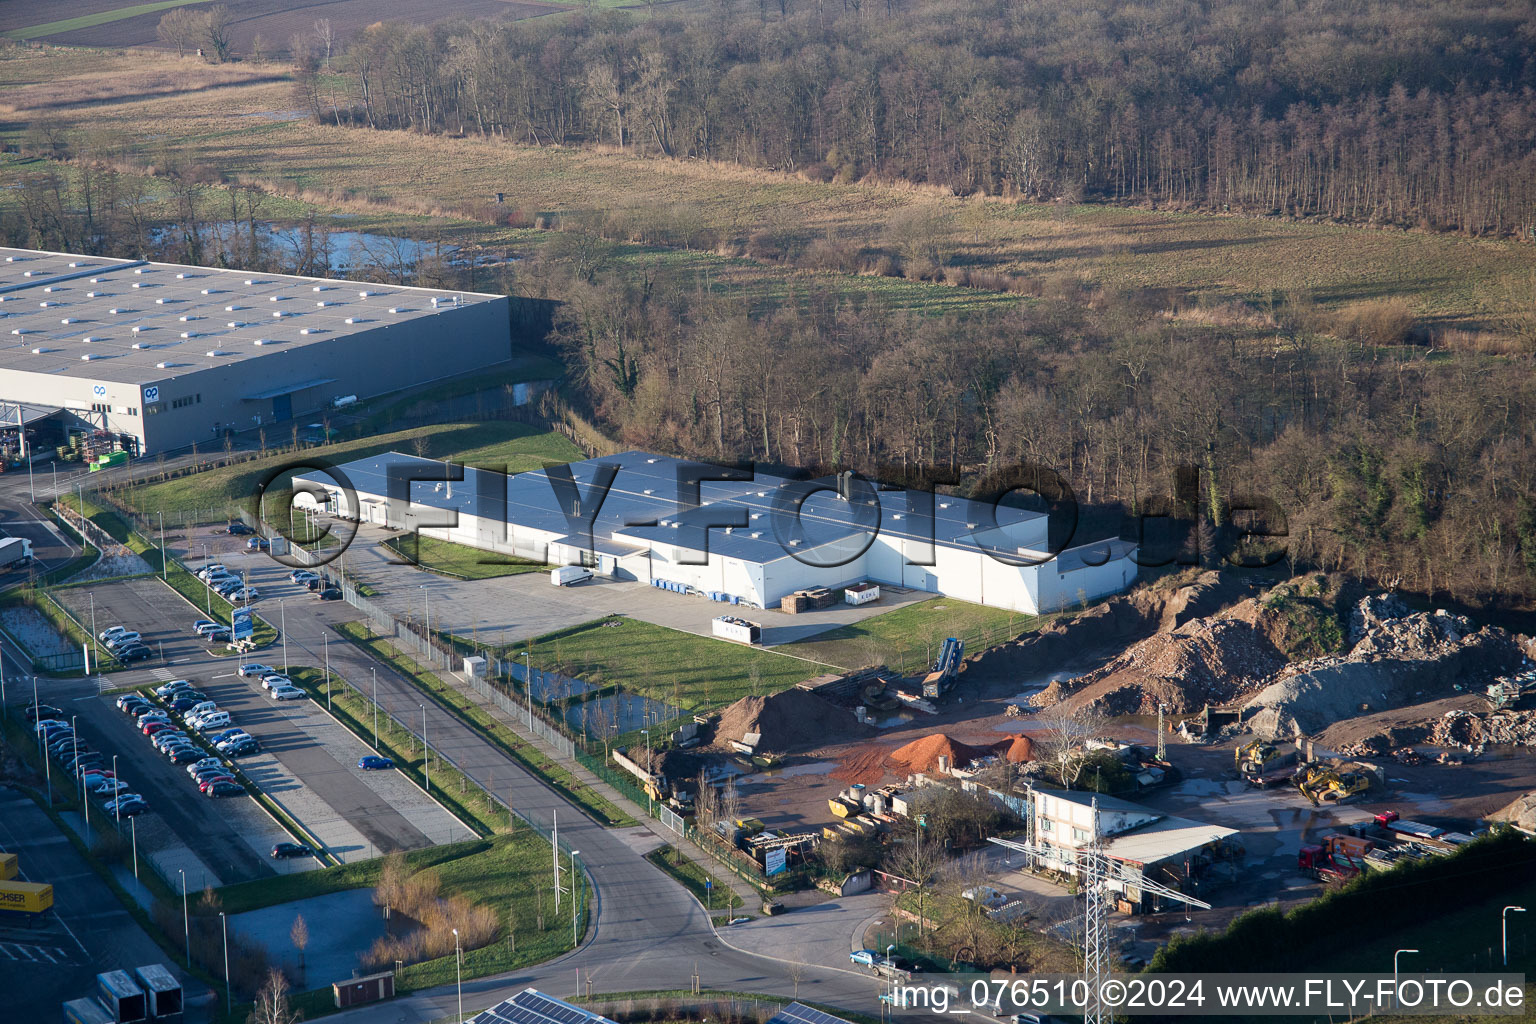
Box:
300 450 1137 615
0 248 512 454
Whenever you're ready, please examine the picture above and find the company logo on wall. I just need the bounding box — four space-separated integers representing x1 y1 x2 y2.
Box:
143 386 159 403
93 385 106 396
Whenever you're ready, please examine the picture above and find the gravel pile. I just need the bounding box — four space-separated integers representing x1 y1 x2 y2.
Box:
1242 598 1527 740
714 687 866 754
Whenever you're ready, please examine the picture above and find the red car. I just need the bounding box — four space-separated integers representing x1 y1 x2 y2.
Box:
143 721 176 736
198 775 235 793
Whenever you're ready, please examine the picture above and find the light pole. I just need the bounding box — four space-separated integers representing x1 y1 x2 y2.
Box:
159 511 167 581
179 869 189 967
420 585 430 638
519 649 533 727
641 729 651 814
452 927 463 1023
1393 948 1418 1010
420 704 429 793
570 850 581 947
324 632 331 710
130 815 138 881
220 911 230 1014
1504 906 1526 967
111 754 119 824
371 668 379 746
88 593 97 670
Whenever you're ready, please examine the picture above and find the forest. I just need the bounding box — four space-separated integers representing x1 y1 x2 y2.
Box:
296 0 1536 235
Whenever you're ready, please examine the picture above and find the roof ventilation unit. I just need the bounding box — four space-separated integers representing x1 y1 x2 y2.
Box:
228 321 245 329
269 295 282 302
176 272 188 279
38 300 55 307
312 285 328 292
272 310 287 318
43 286 56 292
343 317 362 324
315 300 331 307
131 282 143 288
60 317 77 324
299 327 321 335
82 336 100 343
155 297 171 304
79 352 96 360
134 268 146 274
109 308 123 315
85 291 100 298
643 488 654 495
9 328 29 335
225 305 243 312
388 307 404 314
749 531 761 539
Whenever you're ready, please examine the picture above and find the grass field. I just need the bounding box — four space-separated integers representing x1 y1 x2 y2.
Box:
335 622 638 827
213 832 589 995
5 47 1533 325
5 1 212 40
119 421 582 516
791 597 1043 673
519 616 837 712
384 533 550 580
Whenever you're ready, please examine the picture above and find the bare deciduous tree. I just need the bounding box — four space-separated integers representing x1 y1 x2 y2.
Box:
156 9 200 57
247 968 298 1024
1038 704 1100 790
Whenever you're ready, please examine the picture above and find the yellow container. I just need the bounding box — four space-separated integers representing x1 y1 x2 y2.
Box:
0 879 53 914
0 853 16 881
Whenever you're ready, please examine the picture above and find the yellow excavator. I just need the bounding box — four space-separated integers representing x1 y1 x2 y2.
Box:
1296 765 1371 805
1235 739 1289 777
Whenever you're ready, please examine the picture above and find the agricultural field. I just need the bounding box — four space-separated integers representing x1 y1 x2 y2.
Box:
4 46 1535 325
0 0 573 53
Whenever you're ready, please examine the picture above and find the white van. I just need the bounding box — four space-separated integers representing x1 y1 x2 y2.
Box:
187 701 218 718
191 711 231 730
550 566 593 587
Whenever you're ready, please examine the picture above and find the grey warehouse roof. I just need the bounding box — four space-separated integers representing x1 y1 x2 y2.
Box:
0 247 502 386
307 450 1056 565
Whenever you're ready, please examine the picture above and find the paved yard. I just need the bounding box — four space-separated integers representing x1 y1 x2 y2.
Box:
324 524 932 648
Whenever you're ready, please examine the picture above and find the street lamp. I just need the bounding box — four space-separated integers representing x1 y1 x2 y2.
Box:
641 729 651 814
1504 906 1526 967
570 850 581 947
280 600 288 674
371 668 378 747
111 754 119 824
420 585 430 637
179 869 189 967
452 927 463 1023
220 911 230 1014
1393 948 1418 1010
420 704 428 793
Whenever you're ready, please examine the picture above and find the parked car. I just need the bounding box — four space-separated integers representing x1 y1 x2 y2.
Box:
358 755 395 771
210 728 249 744
246 537 270 551
169 748 204 765
104 633 142 651
136 709 169 724
226 522 253 535
92 778 130 797
205 629 233 643
220 738 260 757
144 721 180 737
24 704 64 722
191 619 219 634
117 696 152 714
34 718 69 734
154 680 194 698
153 733 189 753
169 695 208 713
289 570 319 584
195 773 235 791
228 589 260 603
104 795 148 817
238 664 274 678
270 686 305 701
118 646 154 664
187 757 223 775
850 950 880 968
261 675 291 690
98 625 129 641
271 842 313 859
204 781 244 798
314 587 342 601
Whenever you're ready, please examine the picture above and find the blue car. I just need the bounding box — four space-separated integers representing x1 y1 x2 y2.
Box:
358 755 395 771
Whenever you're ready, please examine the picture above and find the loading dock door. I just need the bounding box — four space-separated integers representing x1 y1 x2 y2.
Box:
272 395 293 421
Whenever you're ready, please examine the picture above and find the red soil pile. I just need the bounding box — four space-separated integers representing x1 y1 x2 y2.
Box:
1000 734 1035 762
888 732 988 773
834 743 895 785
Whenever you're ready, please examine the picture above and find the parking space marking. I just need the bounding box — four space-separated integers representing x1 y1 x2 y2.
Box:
0 941 76 964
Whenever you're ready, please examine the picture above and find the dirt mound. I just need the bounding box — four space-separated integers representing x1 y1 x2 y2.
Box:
835 743 896 785
1035 617 1286 715
888 733 989 773
1242 598 1528 739
715 688 866 753
965 570 1261 689
1000 734 1035 762
1493 791 1536 832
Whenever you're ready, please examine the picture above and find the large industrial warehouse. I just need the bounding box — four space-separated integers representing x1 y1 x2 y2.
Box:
0 247 512 455
300 450 1138 615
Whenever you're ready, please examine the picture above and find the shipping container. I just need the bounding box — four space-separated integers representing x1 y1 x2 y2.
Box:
133 964 183 1019
0 879 53 914
0 852 16 880
711 616 761 645
61 998 114 1024
97 969 148 1023
844 582 880 605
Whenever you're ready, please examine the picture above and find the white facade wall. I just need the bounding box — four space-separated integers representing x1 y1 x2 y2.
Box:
1036 553 1139 613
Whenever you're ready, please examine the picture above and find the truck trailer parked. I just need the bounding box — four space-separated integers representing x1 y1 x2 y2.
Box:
96 969 148 1024
61 998 115 1024
134 964 183 1020
0 536 33 571
0 878 53 915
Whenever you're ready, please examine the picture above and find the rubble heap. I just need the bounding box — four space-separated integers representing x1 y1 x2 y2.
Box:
1033 617 1286 715
1242 598 1526 740
714 687 865 753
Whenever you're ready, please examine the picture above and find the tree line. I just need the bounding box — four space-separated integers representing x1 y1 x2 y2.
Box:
295 0 1536 236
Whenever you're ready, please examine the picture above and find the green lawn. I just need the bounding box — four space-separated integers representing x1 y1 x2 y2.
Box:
121 422 582 517
7 0 211 40
644 845 745 912
791 597 1045 673
518 616 837 712
213 832 589 995
384 532 550 580
335 622 638 827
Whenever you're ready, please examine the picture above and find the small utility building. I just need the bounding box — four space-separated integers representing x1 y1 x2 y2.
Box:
301 450 1137 615
0 247 511 454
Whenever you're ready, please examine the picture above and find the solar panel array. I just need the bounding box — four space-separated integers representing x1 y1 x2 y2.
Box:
765 1002 856 1024
470 988 620 1024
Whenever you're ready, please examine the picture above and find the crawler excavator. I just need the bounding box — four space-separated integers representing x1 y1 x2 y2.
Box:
1296 764 1372 805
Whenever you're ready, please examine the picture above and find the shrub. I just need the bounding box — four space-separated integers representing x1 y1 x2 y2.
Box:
1335 298 1415 346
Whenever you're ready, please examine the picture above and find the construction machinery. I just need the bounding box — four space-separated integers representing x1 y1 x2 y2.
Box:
921 637 964 699
1235 739 1296 778
1296 765 1372 805
1298 834 1374 884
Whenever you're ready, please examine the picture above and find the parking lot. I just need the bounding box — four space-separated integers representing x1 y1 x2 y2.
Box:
0 791 188 1023
49 568 466 874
